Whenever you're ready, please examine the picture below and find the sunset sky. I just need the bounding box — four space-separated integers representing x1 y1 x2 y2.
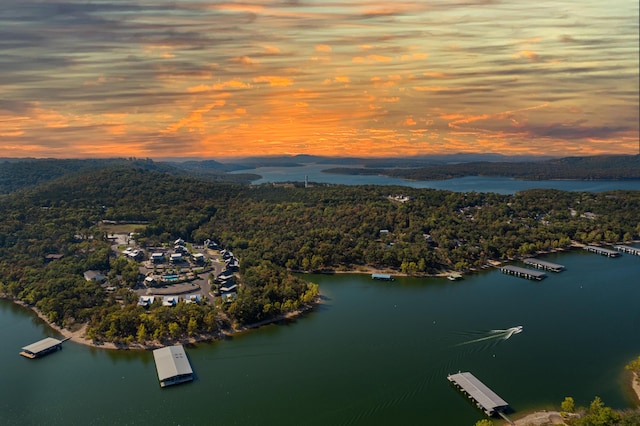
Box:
1 0 638 159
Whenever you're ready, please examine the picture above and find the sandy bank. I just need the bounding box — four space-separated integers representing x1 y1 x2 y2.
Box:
6 296 318 352
632 372 640 405
507 410 566 425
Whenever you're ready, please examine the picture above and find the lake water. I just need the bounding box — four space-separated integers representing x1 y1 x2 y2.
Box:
2 248 639 425
234 164 640 194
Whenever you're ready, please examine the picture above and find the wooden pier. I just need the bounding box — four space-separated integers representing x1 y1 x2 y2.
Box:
20 337 70 359
614 245 640 256
584 245 621 257
448 372 510 417
501 265 546 281
523 258 565 272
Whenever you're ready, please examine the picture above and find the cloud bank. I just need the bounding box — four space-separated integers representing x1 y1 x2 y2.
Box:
0 0 637 157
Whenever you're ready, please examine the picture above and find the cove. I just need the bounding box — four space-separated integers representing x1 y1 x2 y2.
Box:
1 248 639 425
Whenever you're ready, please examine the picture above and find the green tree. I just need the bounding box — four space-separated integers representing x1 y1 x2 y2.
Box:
562 396 575 413
168 322 181 339
136 323 147 342
187 317 198 336
625 355 640 374
475 420 493 426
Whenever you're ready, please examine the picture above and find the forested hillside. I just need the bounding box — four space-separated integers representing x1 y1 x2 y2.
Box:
0 165 638 344
0 158 257 194
325 154 640 180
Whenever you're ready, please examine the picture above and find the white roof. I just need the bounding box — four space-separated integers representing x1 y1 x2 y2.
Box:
153 345 193 381
448 372 508 412
22 337 62 354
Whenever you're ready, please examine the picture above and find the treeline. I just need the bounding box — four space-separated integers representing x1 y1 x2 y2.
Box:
200 185 640 274
325 154 640 181
0 166 638 343
0 157 256 194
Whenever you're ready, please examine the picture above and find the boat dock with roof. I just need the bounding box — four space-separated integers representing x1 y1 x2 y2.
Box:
501 265 546 280
614 245 640 256
20 337 70 359
583 245 621 257
153 345 194 388
371 273 393 281
448 371 510 419
523 258 565 272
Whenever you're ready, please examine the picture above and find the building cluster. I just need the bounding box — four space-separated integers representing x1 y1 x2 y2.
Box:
213 249 239 302
137 294 202 308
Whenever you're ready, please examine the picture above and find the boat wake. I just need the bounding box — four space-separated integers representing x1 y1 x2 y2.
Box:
456 326 523 347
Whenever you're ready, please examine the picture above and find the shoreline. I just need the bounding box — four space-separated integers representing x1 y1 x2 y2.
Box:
632 372 640 405
5 239 638 350
4 296 320 352
503 370 640 425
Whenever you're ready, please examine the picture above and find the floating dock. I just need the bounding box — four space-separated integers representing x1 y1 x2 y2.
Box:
614 245 640 256
523 258 565 272
448 372 510 417
371 273 393 281
153 345 194 388
501 265 546 281
20 337 69 359
584 245 621 257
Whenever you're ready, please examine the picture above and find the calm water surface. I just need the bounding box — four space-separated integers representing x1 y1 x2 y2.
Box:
233 164 640 194
1 249 639 425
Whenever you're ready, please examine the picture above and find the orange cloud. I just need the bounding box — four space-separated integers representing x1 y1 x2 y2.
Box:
513 50 540 62
315 44 332 52
188 80 251 92
353 55 393 63
232 56 257 66
253 76 294 87
413 86 450 92
165 100 226 133
424 72 447 78
401 53 428 61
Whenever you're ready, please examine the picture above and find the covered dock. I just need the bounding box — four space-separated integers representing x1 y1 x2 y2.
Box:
448 372 509 416
371 273 393 281
614 245 640 256
584 245 620 257
501 265 546 281
523 258 565 272
20 337 68 359
153 345 194 388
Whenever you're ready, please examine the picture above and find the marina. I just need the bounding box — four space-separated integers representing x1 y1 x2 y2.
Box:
500 265 547 280
614 245 640 256
447 372 510 417
583 245 621 257
153 345 194 388
20 337 70 359
523 258 564 272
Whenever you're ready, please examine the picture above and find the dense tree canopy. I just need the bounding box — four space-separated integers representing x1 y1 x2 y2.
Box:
0 164 638 344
